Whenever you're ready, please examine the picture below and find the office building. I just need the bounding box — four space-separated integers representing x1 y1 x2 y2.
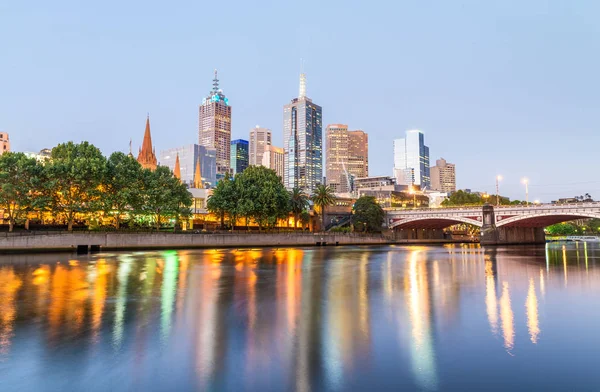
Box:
283 72 323 192
137 116 157 170
262 145 284 179
199 70 232 180
393 129 430 189
159 144 217 188
0 132 10 155
326 124 368 193
430 158 456 193
230 139 249 175
249 126 271 166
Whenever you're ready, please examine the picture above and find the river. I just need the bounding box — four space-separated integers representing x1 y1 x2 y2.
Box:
0 243 599 391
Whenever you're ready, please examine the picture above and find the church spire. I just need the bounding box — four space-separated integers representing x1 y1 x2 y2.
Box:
137 114 157 170
173 153 181 180
193 156 203 189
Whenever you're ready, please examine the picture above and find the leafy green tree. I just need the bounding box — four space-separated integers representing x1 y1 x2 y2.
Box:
207 174 237 229
352 196 385 232
0 153 47 231
46 142 106 231
546 223 577 236
300 210 311 231
311 184 336 231
235 166 289 230
289 187 309 229
441 190 510 207
139 166 192 230
102 152 144 229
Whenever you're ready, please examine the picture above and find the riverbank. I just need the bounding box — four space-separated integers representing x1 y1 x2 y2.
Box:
0 231 398 254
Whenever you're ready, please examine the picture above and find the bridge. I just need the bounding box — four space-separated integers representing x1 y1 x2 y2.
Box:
386 203 600 244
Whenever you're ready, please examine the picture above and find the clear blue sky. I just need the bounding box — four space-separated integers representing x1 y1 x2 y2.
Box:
2 0 599 201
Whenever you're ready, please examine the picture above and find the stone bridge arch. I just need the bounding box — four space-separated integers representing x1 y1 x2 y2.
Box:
496 211 600 228
389 215 483 229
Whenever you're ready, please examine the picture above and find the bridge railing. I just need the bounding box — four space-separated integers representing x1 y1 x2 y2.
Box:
385 202 600 212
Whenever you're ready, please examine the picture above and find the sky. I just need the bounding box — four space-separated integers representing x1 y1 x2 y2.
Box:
2 0 600 201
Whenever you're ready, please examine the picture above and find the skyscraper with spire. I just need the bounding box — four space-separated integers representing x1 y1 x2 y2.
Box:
283 71 322 192
199 70 232 181
137 115 157 170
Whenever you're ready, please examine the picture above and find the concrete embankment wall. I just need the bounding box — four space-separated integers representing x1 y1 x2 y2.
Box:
0 232 393 253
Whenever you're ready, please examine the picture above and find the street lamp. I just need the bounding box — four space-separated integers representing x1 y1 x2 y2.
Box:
496 175 503 206
522 178 529 207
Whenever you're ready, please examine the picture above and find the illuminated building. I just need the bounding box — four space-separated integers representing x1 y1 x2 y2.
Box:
159 144 217 188
249 126 271 166
393 130 430 188
430 158 456 193
326 124 368 193
230 139 249 175
137 115 157 170
199 70 232 180
0 132 9 155
261 145 284 179
283 71 322 192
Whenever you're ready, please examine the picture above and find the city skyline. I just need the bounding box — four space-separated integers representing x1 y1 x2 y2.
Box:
3 1 600 201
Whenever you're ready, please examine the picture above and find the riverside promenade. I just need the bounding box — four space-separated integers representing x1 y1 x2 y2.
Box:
0 231 396 253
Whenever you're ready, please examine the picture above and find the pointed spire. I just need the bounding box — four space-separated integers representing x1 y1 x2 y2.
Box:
193 156 203 189
137 114 157 170
128 138 133 157
173 153 181 180
299 71 306 99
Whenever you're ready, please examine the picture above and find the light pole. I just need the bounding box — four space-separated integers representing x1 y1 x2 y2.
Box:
496 175 502 206
522 178 529 206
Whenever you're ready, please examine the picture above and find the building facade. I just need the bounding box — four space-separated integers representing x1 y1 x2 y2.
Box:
326 124 368 193
283 73 323 192
159 144 217 188
262 145 285 179
430 158 456 193
249 126 271 166
0 132 10 155
393 129 430 189
199 70 232 180
137 116 157 170
230 139 249 175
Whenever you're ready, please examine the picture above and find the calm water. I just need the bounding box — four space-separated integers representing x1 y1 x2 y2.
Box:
0 243 599 391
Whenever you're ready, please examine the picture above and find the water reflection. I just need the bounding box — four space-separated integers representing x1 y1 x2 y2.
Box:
1 243 600 390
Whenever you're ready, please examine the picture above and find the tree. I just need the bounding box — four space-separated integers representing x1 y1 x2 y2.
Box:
234 166 289 230
300 210 311 231
46 142 106 231
546 223 577 236
102 152 144 229
207 174 237 229
289 187 309 229
442 189 510 207
0 153 47 231
352 196 385 232
311 184 336 231
139 166 192 230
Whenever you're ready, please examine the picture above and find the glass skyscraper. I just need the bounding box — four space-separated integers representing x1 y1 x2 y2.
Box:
159 144 217 188
230 139 249 175
393 130 430 189
283 72 322 192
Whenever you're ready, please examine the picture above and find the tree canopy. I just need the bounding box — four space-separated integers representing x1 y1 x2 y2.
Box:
352 196 385 232
311 184 336 231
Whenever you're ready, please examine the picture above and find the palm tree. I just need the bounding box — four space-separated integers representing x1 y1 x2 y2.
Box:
311 184 336 231
290 187 309 229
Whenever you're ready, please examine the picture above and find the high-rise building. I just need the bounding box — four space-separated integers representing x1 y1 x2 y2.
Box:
199 70 231 180
430 158 456 193
262 145 285 180
393 130 430 189
159 144 217 188
230 139 249 175
137 116 157 170
249 126 271 166
326 125 368 193
283 72 322 192
0 132 9 155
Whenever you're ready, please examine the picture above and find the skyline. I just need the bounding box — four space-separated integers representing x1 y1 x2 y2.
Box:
2 0 600 200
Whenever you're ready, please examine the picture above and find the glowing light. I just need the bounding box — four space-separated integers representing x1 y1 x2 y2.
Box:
485 260 499 335
526 278 540 344
500 282 515 352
